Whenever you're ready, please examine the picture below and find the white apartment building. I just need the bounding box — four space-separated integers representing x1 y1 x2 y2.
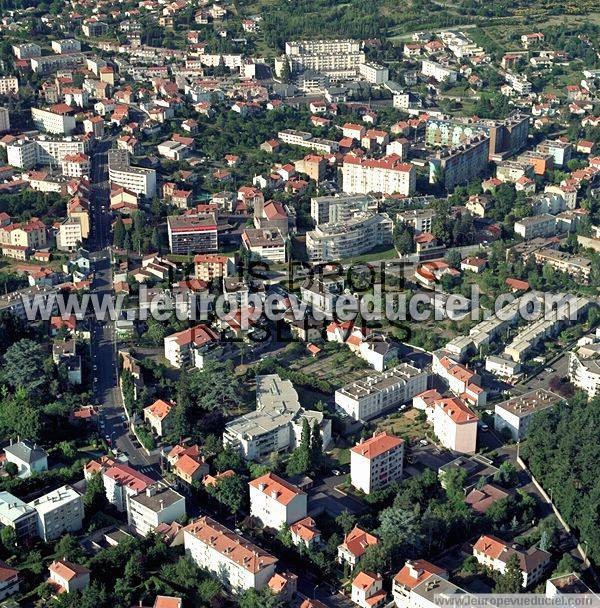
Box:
306 211 393 263
0 107 9 133
285 39 365 78
494 389 562 440
0 77 18 95
359 62 389 84
127 485 186 536
431 397 478 454
56 217 84 251
61 153 90 177
350 432 404 495
341 155 416 196
473 535 550 588
396 209 436 234
163 324 219 369
29 485 83 542
514 214 557 239
12 43 41 60
7 137 87 170
98 462 153 512
108 149 157 197
569 349 600 398
0 560 19 600
223 374 331 460
184 516 278 591
51 39 82 54
421 60 458 82
249 473 307 529
30 53 85 74
242 228 287 263
310 194 374 226
0 492 38 544
278 129 339 154
335 364 428 421
31 107 76 135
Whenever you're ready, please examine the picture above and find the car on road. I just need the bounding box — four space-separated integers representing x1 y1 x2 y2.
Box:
545 367 554 373
480 424 489 432
332 469 342 476
419 439 428 446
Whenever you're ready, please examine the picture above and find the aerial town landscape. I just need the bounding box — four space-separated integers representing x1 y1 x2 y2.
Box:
0 0 598 606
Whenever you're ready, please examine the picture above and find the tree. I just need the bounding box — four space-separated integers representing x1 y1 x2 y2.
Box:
3 462 17 477
336 510 356 534
84 472 108 518
445 249 462 270
3 339 51 397
113 216 125 249
494 462 519 488
310 422 322 471
553 553 578 576
206 473 246 515
494 553 523 592
172 374 192 439
286 417 311 475
53 534 85 563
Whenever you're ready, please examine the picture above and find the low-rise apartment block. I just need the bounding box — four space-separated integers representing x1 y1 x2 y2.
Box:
164 324 219 369
335 364 428 421
127 484 186 536
184 516 278 591
494 389 562 440
342 155 416 196
224 374 331 460
108 149 157 198
31 107 76 135
306 211 393 263
350 432 404 494
431 396 478 454
569 346 600 399
167 213 218 255
249 473 307 530
0 492 38 544
29 485 83 542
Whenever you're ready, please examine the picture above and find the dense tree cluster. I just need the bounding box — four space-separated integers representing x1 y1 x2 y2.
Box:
523 393 600 565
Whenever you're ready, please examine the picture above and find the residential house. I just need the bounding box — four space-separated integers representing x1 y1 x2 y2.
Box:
249 473 307 530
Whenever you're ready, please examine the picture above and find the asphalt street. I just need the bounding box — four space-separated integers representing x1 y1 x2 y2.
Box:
88 138 158 474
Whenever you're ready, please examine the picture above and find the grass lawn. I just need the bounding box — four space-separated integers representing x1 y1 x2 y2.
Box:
375 408 433 442
340 245 399 265
328 447 351 466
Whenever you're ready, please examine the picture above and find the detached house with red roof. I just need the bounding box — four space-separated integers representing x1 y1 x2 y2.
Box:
249 473 307 530
473 534 551 588
290 516 321 548
144 399 175 437
392 560 448 608
48 560 90 594
352 572 386 608
337 526 379 568
167 444 209 484
350 432 404 494
0 561 19 600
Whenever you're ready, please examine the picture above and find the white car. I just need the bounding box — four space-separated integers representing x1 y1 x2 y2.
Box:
419 439 428 446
